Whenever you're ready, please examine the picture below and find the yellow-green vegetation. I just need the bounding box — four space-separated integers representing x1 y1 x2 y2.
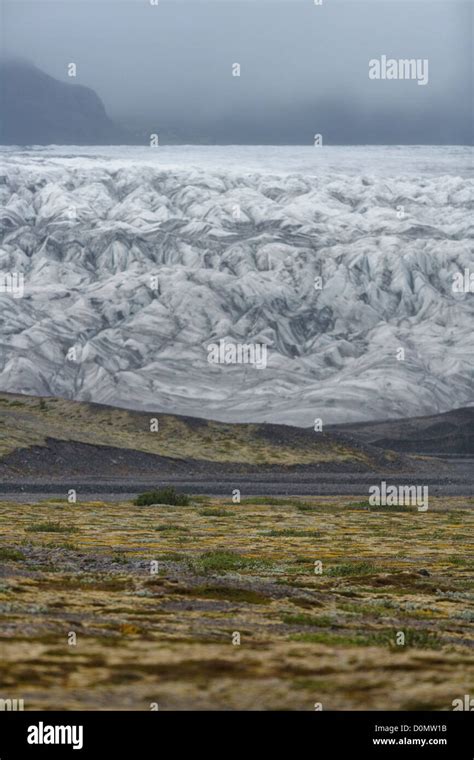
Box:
0 495 473 710
0 392 375 465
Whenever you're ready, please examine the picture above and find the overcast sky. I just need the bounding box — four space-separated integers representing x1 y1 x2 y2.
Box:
1 0 472 143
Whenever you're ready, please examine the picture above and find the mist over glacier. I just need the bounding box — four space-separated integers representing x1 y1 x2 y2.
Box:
0 146 473 426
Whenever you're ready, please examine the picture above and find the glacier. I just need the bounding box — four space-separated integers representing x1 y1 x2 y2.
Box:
0 145 473 426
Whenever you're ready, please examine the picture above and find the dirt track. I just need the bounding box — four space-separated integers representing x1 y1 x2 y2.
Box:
0 458 473 501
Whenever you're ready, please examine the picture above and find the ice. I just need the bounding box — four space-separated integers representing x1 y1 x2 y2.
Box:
0 145 472 425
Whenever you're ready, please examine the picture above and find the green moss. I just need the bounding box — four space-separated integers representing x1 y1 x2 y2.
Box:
240 498 317 508
290 628 442 649
198 509 235 517
185 586 271 604
289 631 364 646
327 562 379 577
448 556 472 567
194 550 271 574
25 522 78 534
263 529 320 538
154 524 189 532
282 613 334 627
0 547 25 561
111 552 128 564
368 505 415 513
292 678 337 691
398 629 442 650
46 542 78 551
339 602 388 617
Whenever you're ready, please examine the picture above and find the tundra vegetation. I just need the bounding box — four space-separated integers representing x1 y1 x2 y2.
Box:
0 495 473 710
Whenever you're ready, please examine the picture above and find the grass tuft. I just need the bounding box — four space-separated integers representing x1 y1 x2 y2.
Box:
134 487 190 507
25 522 78 534
0 547 25 561
194 550 271 574
327 561 378 577
198 509 235 517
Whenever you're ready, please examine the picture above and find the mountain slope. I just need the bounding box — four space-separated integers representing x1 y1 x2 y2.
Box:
0 60 127 145
329 407 474 456
0 391 401 473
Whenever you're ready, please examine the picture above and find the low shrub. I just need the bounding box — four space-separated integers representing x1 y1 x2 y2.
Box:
133 487 190 507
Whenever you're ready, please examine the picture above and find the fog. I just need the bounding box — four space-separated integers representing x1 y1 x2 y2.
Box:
1 0 472 143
